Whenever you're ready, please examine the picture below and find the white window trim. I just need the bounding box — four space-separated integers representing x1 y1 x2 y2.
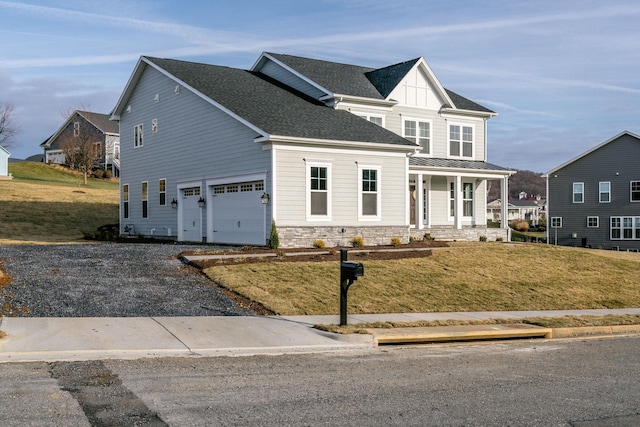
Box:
447 122 474 159
159 178 166 206
587 216 599 228
134 123 143 148
358 164 382 221
122 183 129 220
402 117 432 156
141 181 148 219
610 216 640 240
573 182 584 204
599 181 611 203
631 181 640 202
306 161 332 221
551 217 562 228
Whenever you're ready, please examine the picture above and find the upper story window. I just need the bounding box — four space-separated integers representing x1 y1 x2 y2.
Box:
356 113 384 127
599 181 610 203
73 121 80 137
134 124 143 148
449 124 473 158
573 182 584 203
403 119 430 155
631 181 640 202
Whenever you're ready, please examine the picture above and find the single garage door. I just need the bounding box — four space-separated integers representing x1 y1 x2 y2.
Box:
211 181 265 245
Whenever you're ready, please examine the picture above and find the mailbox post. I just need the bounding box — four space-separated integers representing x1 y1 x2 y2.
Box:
339 249 364 326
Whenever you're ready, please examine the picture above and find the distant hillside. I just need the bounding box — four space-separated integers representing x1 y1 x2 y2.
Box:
487 170 545 202
0 162 119 243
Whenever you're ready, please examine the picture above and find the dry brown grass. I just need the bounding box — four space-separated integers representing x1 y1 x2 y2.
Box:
203 243 640 316
0 178 118 243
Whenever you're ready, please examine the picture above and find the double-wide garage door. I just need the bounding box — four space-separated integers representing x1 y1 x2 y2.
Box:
211 180 265 245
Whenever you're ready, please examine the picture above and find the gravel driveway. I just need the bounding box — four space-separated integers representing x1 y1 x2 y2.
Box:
0 243 255 317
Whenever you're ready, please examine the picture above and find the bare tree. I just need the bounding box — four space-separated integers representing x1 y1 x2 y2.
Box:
0 102 18 149
59 110 101 185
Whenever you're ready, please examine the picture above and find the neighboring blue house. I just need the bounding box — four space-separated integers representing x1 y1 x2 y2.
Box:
110 52 513 247
545 131 640 250
0 144 10 179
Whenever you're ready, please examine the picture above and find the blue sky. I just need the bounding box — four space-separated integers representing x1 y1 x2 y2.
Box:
1 0 638 172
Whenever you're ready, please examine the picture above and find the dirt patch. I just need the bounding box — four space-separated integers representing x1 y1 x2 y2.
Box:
184 240 448 269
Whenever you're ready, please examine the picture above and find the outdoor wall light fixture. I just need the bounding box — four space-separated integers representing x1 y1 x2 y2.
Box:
197 197 206 208
171 199 178 208
261 192 270 204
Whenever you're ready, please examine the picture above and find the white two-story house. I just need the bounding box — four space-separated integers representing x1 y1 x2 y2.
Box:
111 52 513 247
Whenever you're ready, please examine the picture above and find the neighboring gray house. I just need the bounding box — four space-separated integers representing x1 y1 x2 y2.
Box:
110 52 513 247
41 111 120 177
544 131 640 250
0 144 10 179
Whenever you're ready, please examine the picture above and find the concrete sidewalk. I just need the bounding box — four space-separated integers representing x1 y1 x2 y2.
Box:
1 308 640 363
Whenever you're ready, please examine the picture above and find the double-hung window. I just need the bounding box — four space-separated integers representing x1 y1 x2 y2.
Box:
159 179 166 206
403 119 430 154
359 166 381 220
631 181 640 202
134 124 143 148
356 113 384 127
599 182 610 203
573 182 584 203
141 182 148 219
449 124 473 158
307 163 331 219
122 184 129 219
611 216 640 240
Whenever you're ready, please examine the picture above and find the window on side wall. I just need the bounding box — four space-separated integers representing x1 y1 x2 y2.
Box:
134 124 143 148
449 124 473 158
599 182 610 203
123 184 129 219
142 181 148 218
359 166 381 220
573 182 584 203
307 163 331 219
631 181 640 202
159 179 166 206
403 119 430 154
587 216 599 228
551 217 562 228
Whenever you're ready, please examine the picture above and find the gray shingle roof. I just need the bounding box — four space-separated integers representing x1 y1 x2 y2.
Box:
409 157 512 172
267 53 493 113
145 57 415 147
77 111 119 134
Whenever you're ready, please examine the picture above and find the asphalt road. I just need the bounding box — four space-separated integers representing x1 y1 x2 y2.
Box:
1 335 639 426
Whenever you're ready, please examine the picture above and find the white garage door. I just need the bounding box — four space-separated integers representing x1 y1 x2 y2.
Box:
211 181 265 245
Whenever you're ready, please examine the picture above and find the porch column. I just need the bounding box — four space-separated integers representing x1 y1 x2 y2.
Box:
416 173 424 230
455 175 462 229
501 175 509 228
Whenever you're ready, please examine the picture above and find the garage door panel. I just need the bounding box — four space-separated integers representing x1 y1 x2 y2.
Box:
211 187 264 245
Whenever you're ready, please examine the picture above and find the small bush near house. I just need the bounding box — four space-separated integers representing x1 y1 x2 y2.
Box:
510 219 530 232
496 237 504 242
423 233 433 241
93 169 104 179
350 236 365 247
312 240 326 249
104 170 112 179
479 235 488 242
390 237 401 246
268 220 280 249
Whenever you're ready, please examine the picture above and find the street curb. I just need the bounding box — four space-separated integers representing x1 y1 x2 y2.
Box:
549 324 640 339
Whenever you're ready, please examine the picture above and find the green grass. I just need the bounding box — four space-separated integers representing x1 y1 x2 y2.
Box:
203 243 640 316
0 162 119 243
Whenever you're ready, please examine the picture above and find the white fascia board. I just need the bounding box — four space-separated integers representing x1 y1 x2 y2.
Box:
111 57 147 121
260 134 418 153
412 58 455 107
0 145 10 155
410 166 515 179
327 94 396 109
254 52 334 99
543 130 640 176
440 108 497 119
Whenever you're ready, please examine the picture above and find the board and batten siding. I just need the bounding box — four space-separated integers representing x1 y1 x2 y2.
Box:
273 145 407 227
119 64 271 238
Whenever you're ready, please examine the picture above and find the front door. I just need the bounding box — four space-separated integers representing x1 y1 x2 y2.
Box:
181 187 201 242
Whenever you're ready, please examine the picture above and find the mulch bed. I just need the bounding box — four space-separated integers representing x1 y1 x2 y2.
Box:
183 240 449 269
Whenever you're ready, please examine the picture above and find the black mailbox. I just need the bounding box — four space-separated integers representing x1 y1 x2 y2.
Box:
341 261 364 282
